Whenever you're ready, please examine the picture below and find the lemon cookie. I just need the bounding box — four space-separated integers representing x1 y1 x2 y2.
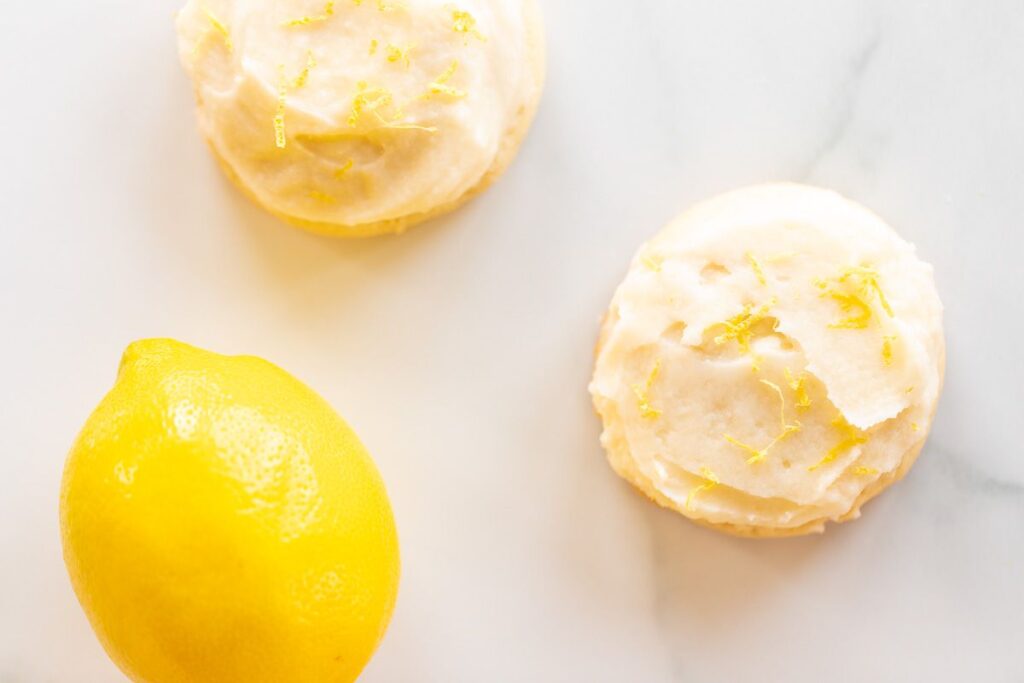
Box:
176 0 544 237
590 184 945 537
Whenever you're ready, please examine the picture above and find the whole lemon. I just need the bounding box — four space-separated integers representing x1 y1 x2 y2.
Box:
60 339 399 683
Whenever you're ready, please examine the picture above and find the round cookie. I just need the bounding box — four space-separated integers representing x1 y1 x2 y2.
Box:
589 184 945 537
176 0 544 237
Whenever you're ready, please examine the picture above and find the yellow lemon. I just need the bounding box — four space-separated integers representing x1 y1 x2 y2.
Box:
60 339 399 683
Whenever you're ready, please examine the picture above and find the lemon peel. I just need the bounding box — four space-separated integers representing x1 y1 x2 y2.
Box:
820 264 894 330
334 159 355 179
283 1 335 27
369 39 379 55
882 335 897 366
852 466 878 476
840 265 894 317
386 43 415 68
272 53 318 149
201 6 233 52
641 254 663 273
348 82 395 127
826 291 873 329
426 60 467 99
273 66 288 148
784 367 812 410
451 8 486 41
724 379 801 464
809 414 867 471
712 298 777 372
686 467 719 510
308 189 336 203
631 360 662 420
746 252 767 286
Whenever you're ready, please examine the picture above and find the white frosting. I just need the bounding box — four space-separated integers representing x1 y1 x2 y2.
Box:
590 184 945 535
176 0 541 233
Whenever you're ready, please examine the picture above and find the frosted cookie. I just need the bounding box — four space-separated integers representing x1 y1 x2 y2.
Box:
176 0 544 237
589 184 945 537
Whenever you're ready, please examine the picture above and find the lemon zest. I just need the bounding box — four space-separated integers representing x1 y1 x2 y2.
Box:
818 264 894 330
451 8 486 41
712 298 777 372
724 379 801 464
201 6 233 52
882 335 897 367
784 367 811 410
369 39 379 55
334 159 355 179
686 467 719 510
273 65 288 148
826 291 873 329
272 53 318 149
631 360 662 420
809 414 867 471
425 60 467 99
386 43 415 68
291 51 317 89
852 466 878 476
283 1 335 26
911 422 920 432
840 265 894 317
746 252 767 286
349 82 395 127
641 254 663 273
308 190 336 203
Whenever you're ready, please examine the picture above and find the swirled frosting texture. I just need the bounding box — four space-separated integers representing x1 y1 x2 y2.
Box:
176 0 543 235
590 184 945 536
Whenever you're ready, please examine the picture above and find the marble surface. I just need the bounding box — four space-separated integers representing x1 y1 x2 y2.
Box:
1 0 1022 681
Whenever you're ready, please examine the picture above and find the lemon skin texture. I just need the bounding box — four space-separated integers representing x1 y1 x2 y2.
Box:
59 339 399 683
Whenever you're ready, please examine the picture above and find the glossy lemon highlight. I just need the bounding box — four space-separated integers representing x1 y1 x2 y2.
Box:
60 339 399 683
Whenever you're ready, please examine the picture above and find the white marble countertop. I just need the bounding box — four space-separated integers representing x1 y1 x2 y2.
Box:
2 0 1022 681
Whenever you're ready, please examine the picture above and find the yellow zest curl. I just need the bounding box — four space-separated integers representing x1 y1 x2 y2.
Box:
201 6 233 52
852 466 878 476
827 292 872 329
911 422 920 432
334 159 354 179
308 190 336 203
348 81 394 127
641 254 663 273
746 252 767 286
426 60 467 99
882 335 897 366
712 298 777 372
784 367 811 409
631 360 662 420
273 65 288 148
292 51 317 89
283 1 335 27
686 467 719 510
809 414 867 472
818 264 895 330
451 8 486 41
840 266 894 317
369 39 379 55
724 379 801 465
386 43 415 68
272 53 318 149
